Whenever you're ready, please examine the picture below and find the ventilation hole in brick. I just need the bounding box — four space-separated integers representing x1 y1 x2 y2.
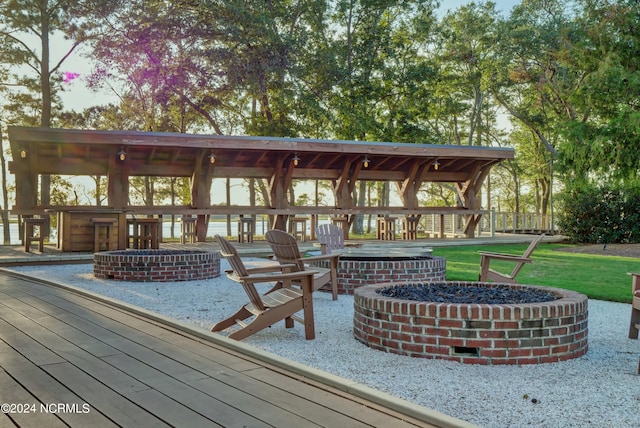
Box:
453 346 479 356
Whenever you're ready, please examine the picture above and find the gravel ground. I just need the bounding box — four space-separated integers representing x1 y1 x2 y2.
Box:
7 260 640 428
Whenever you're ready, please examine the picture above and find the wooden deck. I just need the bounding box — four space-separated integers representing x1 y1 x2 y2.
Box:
0 271 469 428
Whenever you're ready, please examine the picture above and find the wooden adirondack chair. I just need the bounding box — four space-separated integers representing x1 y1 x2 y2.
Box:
266 229 340 300
628 272 640 340
478 234 545 284
211 235 317 340
316 223 345 254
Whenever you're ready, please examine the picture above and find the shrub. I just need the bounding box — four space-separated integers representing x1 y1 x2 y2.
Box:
558 183 640 243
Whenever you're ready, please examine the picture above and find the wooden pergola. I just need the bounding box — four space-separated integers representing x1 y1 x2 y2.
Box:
8 126 514 243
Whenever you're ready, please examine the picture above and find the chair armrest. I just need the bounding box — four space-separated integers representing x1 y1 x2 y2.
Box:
302 253 340 263
239 270 319 283
225 264 299 281
628 272 640 294
245 263 297 274
479 252 533 263
345 242 363 248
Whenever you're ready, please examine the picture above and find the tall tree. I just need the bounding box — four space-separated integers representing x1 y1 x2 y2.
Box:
491 0 576 159
558 0 640 184
0 0 96 237
328 0 438 232
429 2 502 147
0 120 10 243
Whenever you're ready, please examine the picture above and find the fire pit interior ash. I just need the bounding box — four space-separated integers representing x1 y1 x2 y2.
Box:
377 283 559 305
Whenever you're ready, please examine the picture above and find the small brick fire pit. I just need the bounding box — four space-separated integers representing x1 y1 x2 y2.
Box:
354 281 588 365
317 248 445 294
94 249 220 282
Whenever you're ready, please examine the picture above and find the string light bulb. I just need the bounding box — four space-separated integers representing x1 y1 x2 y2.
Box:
117 150 126 161
363 155 370 168
292 153 300 166
433 159 440 170
19 148 27 159
208 153 216 164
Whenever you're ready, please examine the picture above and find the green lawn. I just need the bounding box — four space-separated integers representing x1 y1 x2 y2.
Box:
431 243 640 303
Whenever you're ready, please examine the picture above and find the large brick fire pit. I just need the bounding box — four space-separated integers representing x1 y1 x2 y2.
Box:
94 249 220 282
353 281 588 365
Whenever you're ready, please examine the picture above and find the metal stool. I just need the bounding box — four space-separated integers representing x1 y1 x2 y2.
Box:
92 218 116 253
23 218 47 253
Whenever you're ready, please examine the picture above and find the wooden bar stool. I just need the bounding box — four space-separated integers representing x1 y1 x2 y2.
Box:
126 218 139 248
138 219 161 249
402 215 420 240
180 216 197 244
377 216 396 240
291 217 307 241
127 218 161 249
330 216 350 240
91 218 116 253
237 216 255 243
23 218 47 253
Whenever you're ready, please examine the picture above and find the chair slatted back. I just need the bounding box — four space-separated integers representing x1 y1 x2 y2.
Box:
523 234 545 258
316 224 344 254
215 235 265 311
265 229 306 271
510 234 545 277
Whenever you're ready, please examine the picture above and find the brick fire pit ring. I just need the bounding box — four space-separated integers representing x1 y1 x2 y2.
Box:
94 249 220 282
353 281 588 365
316 248 445 295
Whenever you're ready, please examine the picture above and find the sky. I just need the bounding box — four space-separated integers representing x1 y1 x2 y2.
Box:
57 0 523 112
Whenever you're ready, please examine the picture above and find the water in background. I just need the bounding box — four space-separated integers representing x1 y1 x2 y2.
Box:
2 216 324 246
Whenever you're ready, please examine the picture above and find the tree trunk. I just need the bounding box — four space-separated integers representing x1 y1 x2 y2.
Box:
0 126 10 244
39 9 52 237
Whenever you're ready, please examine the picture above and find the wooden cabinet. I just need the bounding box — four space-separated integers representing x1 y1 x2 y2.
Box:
54 209 126 252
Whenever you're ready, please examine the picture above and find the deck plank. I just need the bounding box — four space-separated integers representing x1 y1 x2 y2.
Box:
41 362 171 428
247 366 425 428
123 388 224 428
0 295 159 396
0 288 215 427
0 369 67 428
3 288 258 426
0 272 443 428
6 284 376 426
100 353 271 428
26 285 262 372
0 341 118 427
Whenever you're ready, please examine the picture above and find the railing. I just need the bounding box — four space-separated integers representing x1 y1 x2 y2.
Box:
0 209 558 245
420 210 557 237
489 211 555 235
